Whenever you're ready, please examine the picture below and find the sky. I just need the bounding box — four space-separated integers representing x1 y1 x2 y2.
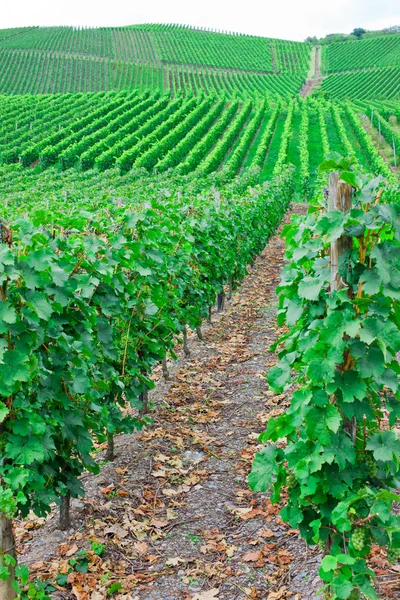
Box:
2 0 400 41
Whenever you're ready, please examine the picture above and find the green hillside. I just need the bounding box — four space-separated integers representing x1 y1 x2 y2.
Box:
323 34 400 72
0 23 399 194
320 35 400 99
0 25 400 189
0 24 310 97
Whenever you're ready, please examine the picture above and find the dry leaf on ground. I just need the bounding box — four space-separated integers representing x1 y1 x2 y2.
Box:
192 589 220 600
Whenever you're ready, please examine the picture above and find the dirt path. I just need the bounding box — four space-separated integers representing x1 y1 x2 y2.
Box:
300 46 322 98
18 206 325 600
314 46 321 79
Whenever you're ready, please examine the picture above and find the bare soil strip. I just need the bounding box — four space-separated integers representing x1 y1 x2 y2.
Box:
301 46 322 97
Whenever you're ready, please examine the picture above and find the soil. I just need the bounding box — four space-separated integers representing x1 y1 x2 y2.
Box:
300 46 323 98
16 203 398 600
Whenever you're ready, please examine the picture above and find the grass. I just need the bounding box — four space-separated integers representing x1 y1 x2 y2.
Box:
286 106 302 189
325 109 343 154
242 108 272 169
261 110 286 180
308 107 323 186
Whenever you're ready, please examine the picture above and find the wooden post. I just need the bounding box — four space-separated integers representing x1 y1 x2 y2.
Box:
183 326 190 358
0 514 16 600
329 172 353 291
105 431 115 462
59 491 71 531
139 389 149 415
162 357 170 381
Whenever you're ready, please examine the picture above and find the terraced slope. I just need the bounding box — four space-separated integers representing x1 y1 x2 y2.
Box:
319 67 400 100
0 24 310 97
3 25 400 100
323 35 400 72
320 35 400 100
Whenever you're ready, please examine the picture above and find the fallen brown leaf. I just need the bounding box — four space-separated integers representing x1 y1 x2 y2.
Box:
242 550 262 562
192 589 219 600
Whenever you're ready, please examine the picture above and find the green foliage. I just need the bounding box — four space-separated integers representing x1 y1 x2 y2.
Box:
0 165 293 527
0 25 308 97
320 68 400 101
107 581 123 596
249 173 400 598
324 34 400 73
4 562 54 600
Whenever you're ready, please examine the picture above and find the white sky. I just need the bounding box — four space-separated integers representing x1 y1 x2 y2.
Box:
2 0 400 41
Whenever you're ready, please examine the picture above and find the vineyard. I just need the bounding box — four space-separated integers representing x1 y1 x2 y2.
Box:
0 20 400 600
0 25 309 97
0 91 399 193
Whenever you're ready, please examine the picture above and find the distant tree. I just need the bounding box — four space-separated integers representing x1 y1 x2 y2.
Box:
321 33 349 44
352 27 366 39
305 35 318 44
384 25 400 33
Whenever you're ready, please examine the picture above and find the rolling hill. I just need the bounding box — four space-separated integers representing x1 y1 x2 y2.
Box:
0 24 400 199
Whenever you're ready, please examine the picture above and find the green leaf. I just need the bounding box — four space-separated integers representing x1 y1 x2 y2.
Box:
0 564 10 580
367 430 400 462
107 582 123 595
0 247 14 271
320 555 337 571
26 291 53 320
285 298 302 326
71 370 91 394
335 371 367 403
267 352 296 392
359 317 382 345
307 357 336 384
358 580 379 600
15 564 30 585
136 266 153 276
328 432 356 471
387 396 400 427
0 401 9 423
319 160 339 172
316 211 345 241
0 301 16 324
306 405 341 445
248 445 278 492
357 345 385 379
359 269 381 295
336 554 355 565
51 265 69 287
372 245 391 285
0 350 31 386
340 170 359 189
5 435 46 465
27 247 54 272
334 578 354 599
331 501 352 532
144 300 158 316
145 249 163 263
298 276 325 301
280 504 304 528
